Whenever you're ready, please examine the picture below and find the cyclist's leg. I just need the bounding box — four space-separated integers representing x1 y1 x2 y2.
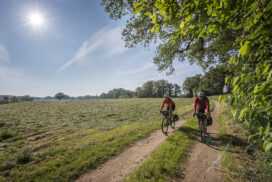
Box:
167 106 173 120
171 105 175 118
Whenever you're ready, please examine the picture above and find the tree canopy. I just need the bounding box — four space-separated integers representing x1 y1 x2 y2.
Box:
135 79 181 98
101 0 240 73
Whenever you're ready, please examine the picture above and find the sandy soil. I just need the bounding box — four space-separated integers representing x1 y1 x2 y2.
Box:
181 102 222 182
76 119 187 182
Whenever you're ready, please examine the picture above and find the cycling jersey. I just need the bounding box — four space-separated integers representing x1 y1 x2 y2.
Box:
160 98 175 111
194 96 209 113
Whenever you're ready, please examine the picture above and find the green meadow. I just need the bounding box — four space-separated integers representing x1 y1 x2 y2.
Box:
0 98 193 182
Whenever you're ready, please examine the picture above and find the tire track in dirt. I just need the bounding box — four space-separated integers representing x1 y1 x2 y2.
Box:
181 102 222 182
76 120 187 182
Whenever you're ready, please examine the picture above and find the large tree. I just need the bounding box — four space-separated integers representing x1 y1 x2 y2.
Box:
55 92 65 100
198 67 225 96
173 84 181 97
182 74 202 97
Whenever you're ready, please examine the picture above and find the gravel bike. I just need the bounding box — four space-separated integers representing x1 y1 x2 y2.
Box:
161 111 175 134
196 112 208 142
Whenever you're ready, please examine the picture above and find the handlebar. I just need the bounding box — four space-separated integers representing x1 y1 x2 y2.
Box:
161 111 171 116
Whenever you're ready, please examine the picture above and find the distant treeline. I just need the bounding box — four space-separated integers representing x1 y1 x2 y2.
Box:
0 95 33 104
1 71 229 103
0 79 183 103
100 79 181 99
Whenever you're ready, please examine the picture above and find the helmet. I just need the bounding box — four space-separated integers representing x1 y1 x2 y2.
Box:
164 94 169 97
197 91 205 97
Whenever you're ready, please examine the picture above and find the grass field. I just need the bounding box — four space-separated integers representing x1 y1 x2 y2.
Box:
0 98 194 182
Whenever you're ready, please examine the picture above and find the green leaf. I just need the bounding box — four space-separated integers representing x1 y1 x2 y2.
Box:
265 143 272 152
264 122 270 137
133 2 142 9
132 9 139 15
144 12 152 18
233 85 239 93
151 26 155 33
260 126 264 135
180 21 185 28
230 56 235 63
239 108 246 120
225 76 229 84
155 24 161 33
248 133 259 142
267 70 272 80
152 13 158 23
263 64 270 74
239 41 251 55
263 139 269 149
218 95 222 101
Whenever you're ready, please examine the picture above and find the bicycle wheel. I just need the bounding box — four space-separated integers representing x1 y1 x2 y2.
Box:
161 117 168 134
204 118 207 134
170 118 175 129
202 119 206 142
199 119 204 142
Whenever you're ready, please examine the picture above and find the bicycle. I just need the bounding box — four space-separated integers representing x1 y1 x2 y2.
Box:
196 112 208 142
160 111 175 134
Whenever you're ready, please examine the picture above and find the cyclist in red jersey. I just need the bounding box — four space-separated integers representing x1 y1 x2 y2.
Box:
160 94 175 115
193 91 210 119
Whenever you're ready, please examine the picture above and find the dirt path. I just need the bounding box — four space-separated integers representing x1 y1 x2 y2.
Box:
181 102 222 182
76 120 187 182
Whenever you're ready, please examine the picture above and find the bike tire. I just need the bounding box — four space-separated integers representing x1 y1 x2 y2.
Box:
202 119 206 142
161 117 168 134
199 119 204 142
170 118 175 129
204 119 207 134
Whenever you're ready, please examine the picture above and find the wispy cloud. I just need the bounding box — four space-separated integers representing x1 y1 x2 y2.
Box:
117 62 154 75
58 26 127 71
0 44 10 62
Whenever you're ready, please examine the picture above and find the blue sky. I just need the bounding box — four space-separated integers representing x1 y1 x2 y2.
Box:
0 0 202 97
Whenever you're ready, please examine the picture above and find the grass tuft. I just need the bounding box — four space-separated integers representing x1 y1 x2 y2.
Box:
0 130 14 142
16 149 32 164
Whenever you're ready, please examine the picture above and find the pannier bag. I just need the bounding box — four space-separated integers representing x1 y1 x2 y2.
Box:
173 114 179 121
207 117 213 126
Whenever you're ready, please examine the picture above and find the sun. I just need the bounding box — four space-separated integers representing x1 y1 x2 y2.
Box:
28 12 44 27
21 6 50 34
26 11 45 29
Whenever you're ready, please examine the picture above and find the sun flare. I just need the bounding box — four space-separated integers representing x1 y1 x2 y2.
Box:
27 11 45 28
22 6 50 34
28 12 44 27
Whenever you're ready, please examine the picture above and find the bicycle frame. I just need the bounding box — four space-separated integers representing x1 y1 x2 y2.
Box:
197 112 207 142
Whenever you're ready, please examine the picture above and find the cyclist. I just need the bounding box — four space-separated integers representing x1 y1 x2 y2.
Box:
160 94 175 116
193 91 210 119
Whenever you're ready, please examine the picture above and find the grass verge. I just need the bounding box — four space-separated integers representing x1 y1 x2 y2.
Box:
218 104 272 182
